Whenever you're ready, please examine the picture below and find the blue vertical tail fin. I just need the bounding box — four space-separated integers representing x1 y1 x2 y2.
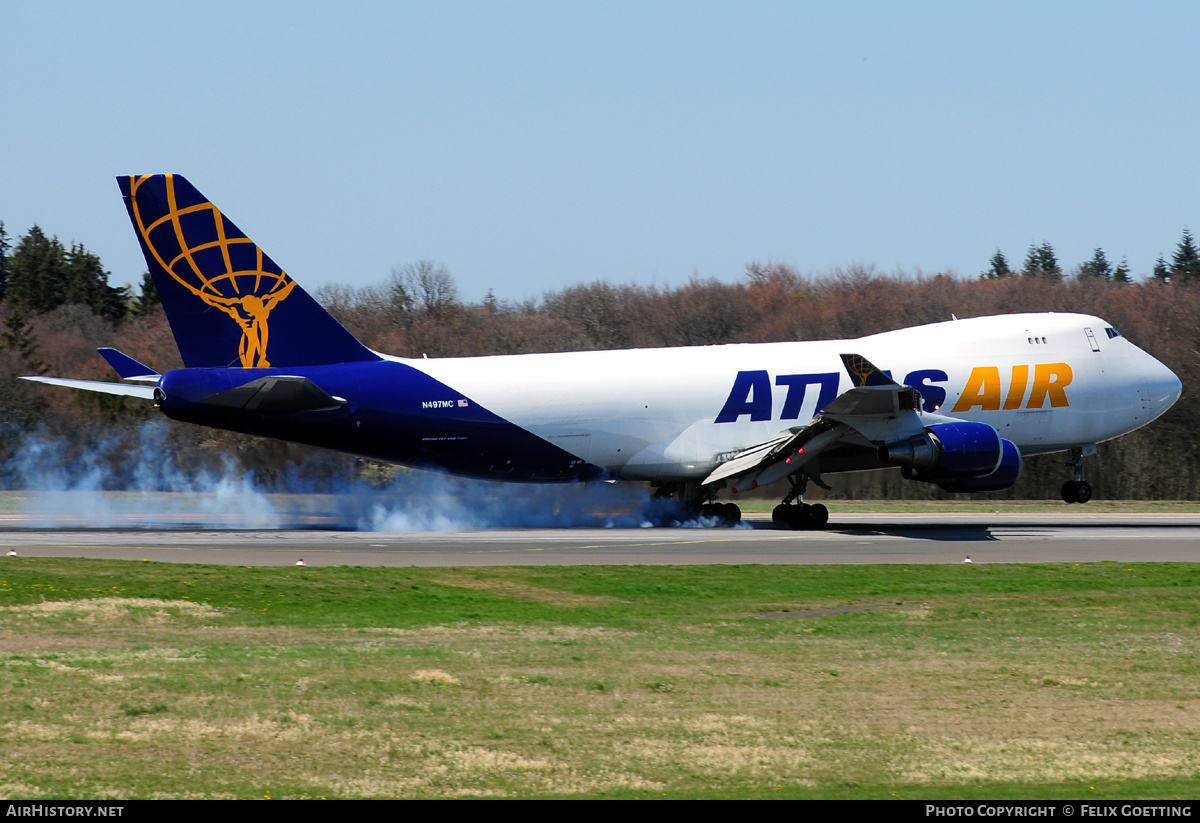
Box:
118 174 380 369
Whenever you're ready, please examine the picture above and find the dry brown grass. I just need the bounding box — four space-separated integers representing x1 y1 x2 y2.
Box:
430 571 621 607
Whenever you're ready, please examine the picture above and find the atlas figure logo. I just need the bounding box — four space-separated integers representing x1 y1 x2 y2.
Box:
126 174 296 368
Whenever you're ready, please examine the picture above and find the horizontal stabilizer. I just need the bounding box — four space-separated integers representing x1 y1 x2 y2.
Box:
97 347 160 382
200 375 347 413
21 376 157 400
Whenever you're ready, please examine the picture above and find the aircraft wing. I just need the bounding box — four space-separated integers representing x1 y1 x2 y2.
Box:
20 376 157 400
703 353 928 492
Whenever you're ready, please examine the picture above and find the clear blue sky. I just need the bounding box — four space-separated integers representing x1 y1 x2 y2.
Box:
3 1 1198 302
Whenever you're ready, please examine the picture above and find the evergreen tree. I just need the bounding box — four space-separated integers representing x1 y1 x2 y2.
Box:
7 226 66 313
1 308 46 374
1023 242 1062 279
1170 228 1200 282
982 249 1012 279
1153 255 1170 282
7 227 127 320
62 242 128 322
1112 258 1131 284
130 271 160 317
0 221 10 302
1078 248 1112 279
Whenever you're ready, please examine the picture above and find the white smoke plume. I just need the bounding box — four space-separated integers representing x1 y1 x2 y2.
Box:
3 422 748 532
4 423 281 529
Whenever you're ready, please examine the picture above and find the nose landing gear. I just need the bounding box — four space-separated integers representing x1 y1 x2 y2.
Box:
1061 446 1094 504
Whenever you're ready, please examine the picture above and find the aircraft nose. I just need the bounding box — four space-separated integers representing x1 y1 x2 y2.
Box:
1145 354 1182 421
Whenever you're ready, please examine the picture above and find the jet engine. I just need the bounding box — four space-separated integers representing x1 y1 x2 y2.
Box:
878 421 1022 493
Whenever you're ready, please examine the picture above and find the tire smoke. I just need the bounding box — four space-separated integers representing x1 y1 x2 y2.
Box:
2 422 748 531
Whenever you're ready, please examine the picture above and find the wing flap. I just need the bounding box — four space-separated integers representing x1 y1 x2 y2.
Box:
702 432 793 485
703 418 842 487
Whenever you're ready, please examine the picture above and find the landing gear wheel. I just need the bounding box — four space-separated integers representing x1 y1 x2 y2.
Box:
773 503 826 530
1061 480 1093 504
1061 481 1078 504
700 503 741 526
788 506 811 530
1075 481 1092 504
720 503 742 524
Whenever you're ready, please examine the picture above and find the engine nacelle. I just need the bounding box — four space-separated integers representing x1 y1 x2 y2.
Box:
879 421 1022 492
936 438 1023 493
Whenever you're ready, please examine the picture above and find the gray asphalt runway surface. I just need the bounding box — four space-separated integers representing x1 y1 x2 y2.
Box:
3 513 1199 566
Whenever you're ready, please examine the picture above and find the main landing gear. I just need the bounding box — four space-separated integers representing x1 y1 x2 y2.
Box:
699 502 743 524
1061 446 1093 504
771 473 829 530
652 481 742 526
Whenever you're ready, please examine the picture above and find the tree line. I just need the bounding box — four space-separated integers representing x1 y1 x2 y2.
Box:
1 220 1199 501
983 228 1200 283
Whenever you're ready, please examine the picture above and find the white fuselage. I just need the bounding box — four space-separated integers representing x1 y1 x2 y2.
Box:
397 313 1181 481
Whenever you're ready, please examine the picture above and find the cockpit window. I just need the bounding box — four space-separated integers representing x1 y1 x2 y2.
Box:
1106 327 1123 339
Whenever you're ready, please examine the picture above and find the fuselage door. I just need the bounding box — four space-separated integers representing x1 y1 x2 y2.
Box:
1084 327 1101 352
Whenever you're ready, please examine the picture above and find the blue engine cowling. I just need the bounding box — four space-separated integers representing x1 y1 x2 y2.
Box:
934 437 1022 492
879 421 1022 493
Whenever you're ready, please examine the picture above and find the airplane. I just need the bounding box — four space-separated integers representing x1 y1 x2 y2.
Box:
23 174 1183 528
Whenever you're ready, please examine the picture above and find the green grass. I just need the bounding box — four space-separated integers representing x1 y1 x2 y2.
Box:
2 559 1200 798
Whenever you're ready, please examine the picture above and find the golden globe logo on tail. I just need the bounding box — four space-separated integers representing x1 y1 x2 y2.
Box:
127 174 297 368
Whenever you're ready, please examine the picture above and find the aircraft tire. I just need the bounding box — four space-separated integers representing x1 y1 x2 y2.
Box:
809 503 829 529
721 503 742 524
1075 481 1093 504
773 504 808 530
772 505 792 528
1062 481 1083 504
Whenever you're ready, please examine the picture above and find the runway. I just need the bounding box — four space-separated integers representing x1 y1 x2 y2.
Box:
3 513 1200 566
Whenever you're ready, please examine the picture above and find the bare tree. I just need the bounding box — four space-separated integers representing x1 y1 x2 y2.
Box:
390 261 459 321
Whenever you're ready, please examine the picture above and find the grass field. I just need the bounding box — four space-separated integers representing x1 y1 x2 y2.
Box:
2 558 1199 799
